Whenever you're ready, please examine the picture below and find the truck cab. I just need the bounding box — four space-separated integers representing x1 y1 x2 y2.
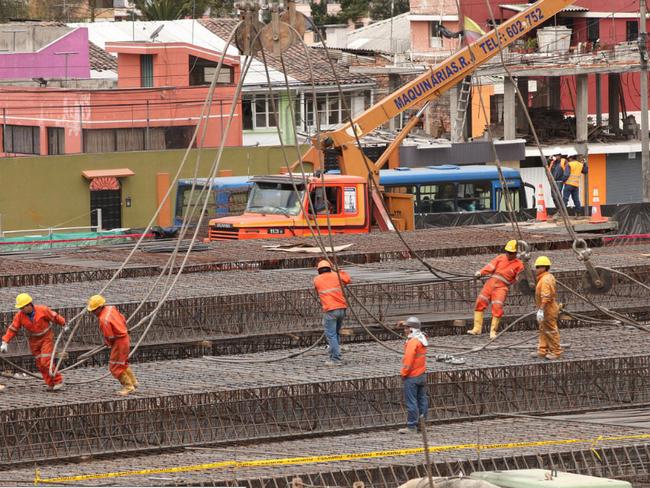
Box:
208 174 370 240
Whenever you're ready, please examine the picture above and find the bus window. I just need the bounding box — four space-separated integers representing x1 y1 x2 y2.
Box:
385 185 416 195
457 182 491 211
418 183 456 213
496 189 521 211
179 187 218 223
227 190 249 215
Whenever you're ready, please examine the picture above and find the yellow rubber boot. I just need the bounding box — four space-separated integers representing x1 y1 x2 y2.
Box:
467 311 484 335
117 372 135 396
126 367 139 389
490 316 501 339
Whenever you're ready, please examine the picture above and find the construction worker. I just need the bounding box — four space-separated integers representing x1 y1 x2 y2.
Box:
532 256 562 360
469 240 524 338
398 316 428 434
549 151 567 209
0 293 67 391
314 259 351 366
87 295 138 396
562 154 588 214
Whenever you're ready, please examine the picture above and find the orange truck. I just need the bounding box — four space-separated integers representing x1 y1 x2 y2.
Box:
209 0 576 241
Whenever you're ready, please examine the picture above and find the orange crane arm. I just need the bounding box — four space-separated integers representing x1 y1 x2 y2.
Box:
325 0 577 152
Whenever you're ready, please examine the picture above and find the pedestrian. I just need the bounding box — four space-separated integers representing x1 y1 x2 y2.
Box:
469 240 524 338
87 295 138 396
313 259 350 366
398 316 428 434
0 293 68 391
549 151 567 209
562 154 588 214
532 256 562 360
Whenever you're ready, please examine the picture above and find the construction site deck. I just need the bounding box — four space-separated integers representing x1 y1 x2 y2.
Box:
2 226 650 486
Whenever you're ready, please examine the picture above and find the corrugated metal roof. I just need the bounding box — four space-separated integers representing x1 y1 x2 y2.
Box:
327 13 411 54
499 3 589 12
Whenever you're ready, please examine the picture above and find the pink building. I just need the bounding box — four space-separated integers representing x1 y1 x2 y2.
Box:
409 0 463 58
0 41 242 157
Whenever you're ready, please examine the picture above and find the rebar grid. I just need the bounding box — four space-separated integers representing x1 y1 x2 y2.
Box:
2 327 650 466
0 228 599 287
14 416 650 486
3 262 650 357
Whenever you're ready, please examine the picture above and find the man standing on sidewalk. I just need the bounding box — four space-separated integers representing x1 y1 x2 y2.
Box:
399 316 428 434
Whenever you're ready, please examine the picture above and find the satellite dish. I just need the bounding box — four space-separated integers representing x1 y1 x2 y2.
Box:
149 24 164 42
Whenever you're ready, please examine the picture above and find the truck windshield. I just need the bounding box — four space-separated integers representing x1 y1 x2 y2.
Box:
246 182 304 216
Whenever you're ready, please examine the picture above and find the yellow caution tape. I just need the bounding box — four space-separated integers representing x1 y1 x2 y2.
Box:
35 432 650 484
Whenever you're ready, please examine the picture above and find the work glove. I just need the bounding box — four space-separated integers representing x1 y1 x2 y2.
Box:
536 309 545 323
62 326 70 334
474 271 482 279
0 342 8 353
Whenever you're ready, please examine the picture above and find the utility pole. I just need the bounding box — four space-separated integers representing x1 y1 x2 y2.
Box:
640 0 650 201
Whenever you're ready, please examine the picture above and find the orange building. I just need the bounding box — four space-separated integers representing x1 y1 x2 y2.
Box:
0 41 241 157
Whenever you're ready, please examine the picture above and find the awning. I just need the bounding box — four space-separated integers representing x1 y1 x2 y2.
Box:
82 168 135 180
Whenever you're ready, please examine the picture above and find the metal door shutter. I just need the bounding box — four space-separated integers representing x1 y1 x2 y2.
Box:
606 154 642 204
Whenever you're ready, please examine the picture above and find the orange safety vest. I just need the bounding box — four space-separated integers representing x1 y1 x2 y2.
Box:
3 305 65 343
401 337 427 377
314 271 351 312
479 254 525 286
565 160 584 188
97 306 128 346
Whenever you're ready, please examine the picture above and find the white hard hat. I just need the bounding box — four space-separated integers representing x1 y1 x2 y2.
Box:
405 316 421 329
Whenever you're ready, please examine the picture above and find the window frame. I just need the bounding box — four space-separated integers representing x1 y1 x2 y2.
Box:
3 124 40 155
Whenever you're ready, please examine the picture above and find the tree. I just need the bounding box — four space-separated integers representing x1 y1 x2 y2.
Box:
369 0 408 21
337 0 369 23
0 0 27 21
134 0 212 20
207 0 235 17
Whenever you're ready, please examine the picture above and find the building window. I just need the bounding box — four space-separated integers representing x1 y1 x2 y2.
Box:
587 19 599 43
430 21 442 48
627 20 639 42
163 126 196 149
304 93 352 129
83 128 145 153
242 95 279 130
189 56 233 85
4 124 39 154
47 127 65 155
140 54 154 88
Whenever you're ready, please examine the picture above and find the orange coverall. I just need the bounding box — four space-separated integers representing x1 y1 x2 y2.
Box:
314 270 351 311
3 305 65 387
401 337 427 378
535 271 562 357
97 305 130 378
475 254 524 318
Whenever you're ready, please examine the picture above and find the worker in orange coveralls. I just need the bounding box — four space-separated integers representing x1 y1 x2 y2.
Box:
532 256 563 360
87 295 138 396
398 316 428 434
1 293 68 391
469 240 524 338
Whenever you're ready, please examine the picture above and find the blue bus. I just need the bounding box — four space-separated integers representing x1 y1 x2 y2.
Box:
174 176 252 227
174 165 532 227
379 165 532 214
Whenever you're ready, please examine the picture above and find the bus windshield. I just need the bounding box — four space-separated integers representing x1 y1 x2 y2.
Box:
246 182 304 216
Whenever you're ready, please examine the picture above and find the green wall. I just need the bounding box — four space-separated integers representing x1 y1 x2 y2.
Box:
0 146 308 232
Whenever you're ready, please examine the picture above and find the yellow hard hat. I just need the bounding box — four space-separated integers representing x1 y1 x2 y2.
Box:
535 256 552 267
15 293 33 309
317 259 332 270
504 240 518 253
87 294 106 312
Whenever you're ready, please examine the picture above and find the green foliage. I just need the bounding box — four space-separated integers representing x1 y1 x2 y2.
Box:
207 0 235 17
337 0 369 23
0 0 27 21
134 0 212 20
369 0 408 21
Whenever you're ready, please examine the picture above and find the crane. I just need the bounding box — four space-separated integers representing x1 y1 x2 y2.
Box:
208 0 577 240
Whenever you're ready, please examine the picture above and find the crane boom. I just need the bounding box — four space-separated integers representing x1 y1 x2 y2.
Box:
325 0 576 151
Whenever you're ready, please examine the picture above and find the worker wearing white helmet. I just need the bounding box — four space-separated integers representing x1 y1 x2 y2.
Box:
398 316 428 434
532 256 562 360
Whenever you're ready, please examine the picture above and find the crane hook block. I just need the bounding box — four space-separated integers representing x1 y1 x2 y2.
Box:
581 266 613 294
